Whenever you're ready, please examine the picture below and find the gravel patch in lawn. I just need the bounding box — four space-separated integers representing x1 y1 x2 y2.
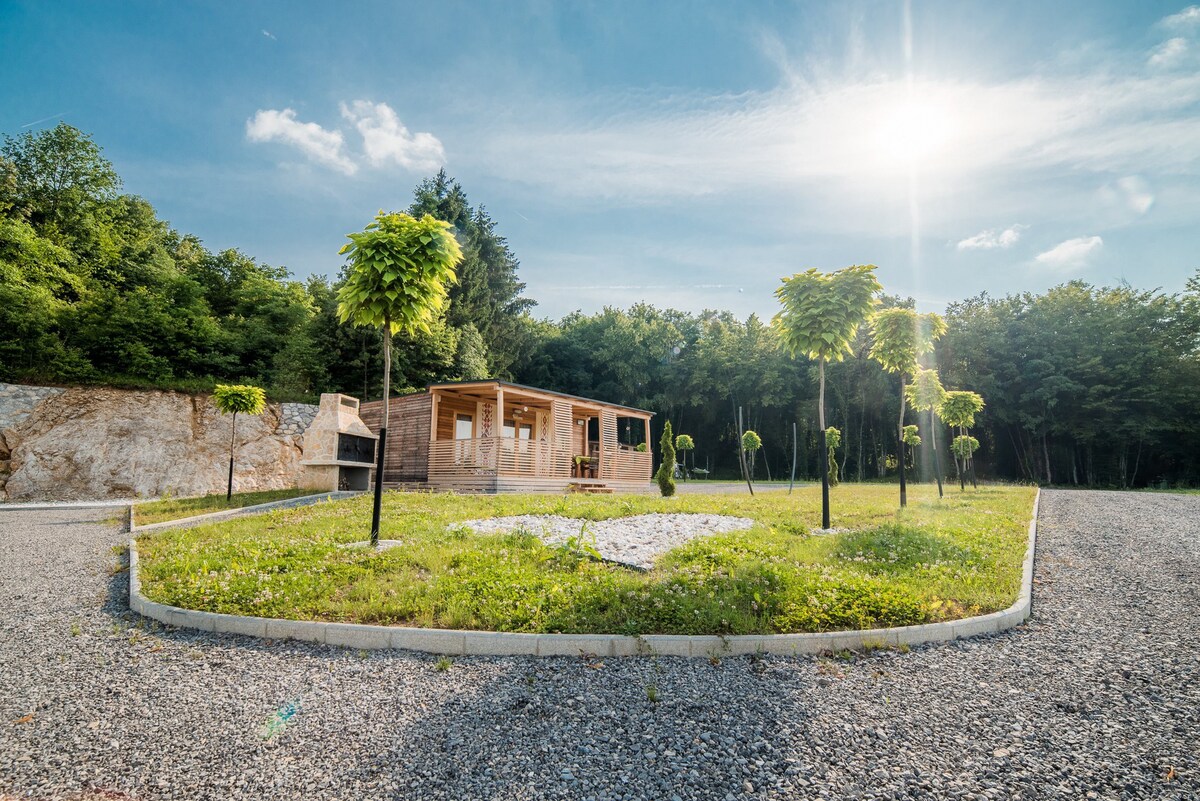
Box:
456 512 756 569
2 490 1198 800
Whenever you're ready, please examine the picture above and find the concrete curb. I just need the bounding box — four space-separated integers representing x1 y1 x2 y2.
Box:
0 501 134 511
130 491 361 533
129 489 1041 658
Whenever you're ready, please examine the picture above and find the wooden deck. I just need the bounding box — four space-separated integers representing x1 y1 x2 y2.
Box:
382 477 655 495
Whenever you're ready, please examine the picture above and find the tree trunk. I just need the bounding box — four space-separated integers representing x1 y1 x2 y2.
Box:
1042 432 1052 485
1007 429 1028 481
1131 437 1143 488
737 406 754 496
371 323 392 546
226 411 237 501
957 426 966 491
898 375 907 508
856 403 865 482
968 427 979 488
929 409 944 498
819 359 830 529
789 421 797 494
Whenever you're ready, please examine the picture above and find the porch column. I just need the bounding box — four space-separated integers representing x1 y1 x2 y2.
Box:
429 391 440 442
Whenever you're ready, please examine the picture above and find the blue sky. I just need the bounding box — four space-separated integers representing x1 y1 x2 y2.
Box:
3 1 1199 319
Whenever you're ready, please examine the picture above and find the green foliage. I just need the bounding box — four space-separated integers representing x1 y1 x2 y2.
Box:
336 211 463 335
825 427 842 486
903 425 921 447
212 384 266 416
452 322 490 380
635 442 648 452
740 430 762 454
135 484 1035 634
408 170 535 377
905 367 947 412
942 279 1200 486
675 434 694 452
939 391 986 429
951 435 980 459
772 265 882 364
1 122 120 227
868 309 947 375
656 420 677 497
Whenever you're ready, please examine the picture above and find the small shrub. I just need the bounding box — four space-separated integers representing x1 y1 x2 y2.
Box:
655 421 677 497
825 427 842 487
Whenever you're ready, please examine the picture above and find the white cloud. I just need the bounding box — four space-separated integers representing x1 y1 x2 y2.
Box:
463 67 1200 209
1161 6 1200 28
340 101 445 172
956 224 1027 250
261 29 276 40
1116 175 1155 214
246 108 357 175
1149 37 1188 67
1034 236 1104 270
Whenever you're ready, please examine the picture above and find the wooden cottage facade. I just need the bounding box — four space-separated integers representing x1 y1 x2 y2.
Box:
359 381 655 493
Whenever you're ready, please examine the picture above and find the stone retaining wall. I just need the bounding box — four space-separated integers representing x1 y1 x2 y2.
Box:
278 403 319 437
0 382 320 502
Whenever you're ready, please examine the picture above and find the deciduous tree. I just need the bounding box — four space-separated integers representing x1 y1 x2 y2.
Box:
939 391 985 490
906 367 948 496
773 265 881 528
212 384 266 501
337 211 463 544
869 309 947 507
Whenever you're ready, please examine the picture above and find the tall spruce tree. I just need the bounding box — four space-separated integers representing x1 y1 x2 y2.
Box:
409 170 535 377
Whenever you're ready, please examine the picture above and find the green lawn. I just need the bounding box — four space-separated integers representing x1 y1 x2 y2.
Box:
134 488 316 526
135 483 1036 635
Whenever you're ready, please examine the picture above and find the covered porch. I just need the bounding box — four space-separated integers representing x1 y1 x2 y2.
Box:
426 381 654 491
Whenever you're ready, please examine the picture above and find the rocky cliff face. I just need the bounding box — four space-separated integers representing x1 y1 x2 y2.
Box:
0 383 318 502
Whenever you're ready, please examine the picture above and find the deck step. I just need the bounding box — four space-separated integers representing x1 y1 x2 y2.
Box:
567 482 615 494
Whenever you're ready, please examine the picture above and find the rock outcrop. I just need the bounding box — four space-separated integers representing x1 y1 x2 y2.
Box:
0 382 319 502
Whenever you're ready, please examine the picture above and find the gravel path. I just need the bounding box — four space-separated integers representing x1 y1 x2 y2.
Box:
2 490 1198 800
457 513 756 569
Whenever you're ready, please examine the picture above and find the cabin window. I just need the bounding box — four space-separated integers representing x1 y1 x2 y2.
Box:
503 421 533 440
454 414 473 439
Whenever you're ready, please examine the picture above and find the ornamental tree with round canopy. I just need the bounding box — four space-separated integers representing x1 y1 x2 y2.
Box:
336 211 463 546
772 265 881 530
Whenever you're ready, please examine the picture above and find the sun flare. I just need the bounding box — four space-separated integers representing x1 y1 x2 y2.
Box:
877 97 957 165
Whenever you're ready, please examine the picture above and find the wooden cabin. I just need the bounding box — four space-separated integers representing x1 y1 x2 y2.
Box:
359 381 655 493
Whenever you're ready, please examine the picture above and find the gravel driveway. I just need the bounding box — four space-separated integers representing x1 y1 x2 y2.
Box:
1 490 1197 800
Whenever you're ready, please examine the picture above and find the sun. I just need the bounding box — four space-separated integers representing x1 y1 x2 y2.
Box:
877 97 957 165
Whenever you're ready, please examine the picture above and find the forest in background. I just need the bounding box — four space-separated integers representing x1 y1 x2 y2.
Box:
3 124 1199 487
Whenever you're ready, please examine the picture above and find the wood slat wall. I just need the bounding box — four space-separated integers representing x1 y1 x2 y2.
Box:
599 411 618 479
360 393 432 482
604 449 653 482
386 476 655 495
429 437 566 479
551 400 574 479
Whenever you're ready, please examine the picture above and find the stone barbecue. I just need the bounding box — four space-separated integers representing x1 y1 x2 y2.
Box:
299 394 378 492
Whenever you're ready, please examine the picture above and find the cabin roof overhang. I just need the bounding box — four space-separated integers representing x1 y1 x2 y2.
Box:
424 380 654 417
